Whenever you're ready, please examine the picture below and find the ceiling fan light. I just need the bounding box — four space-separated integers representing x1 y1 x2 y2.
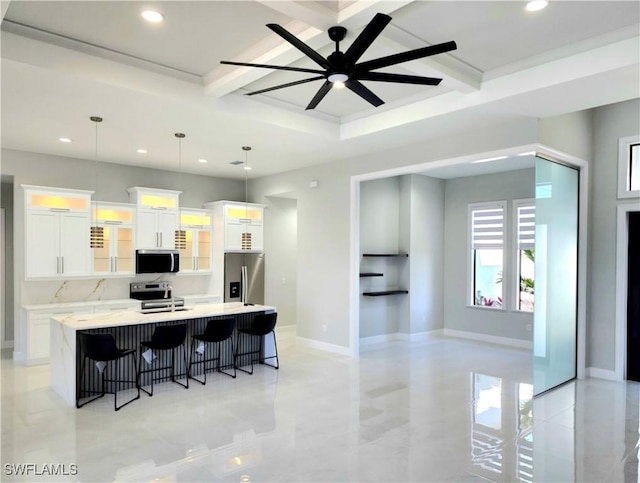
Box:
333 82 346 89
328 73 348 83
526 0 549 12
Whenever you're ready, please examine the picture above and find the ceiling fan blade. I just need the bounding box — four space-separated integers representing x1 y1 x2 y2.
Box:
306 81 332 110
267 24 329 69
355 41 457 72
356 72 442 86
346 80 384 107
343 13 391 67
245 76 326 96
221 61 325 75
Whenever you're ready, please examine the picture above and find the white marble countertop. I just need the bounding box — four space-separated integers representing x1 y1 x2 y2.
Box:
23 294 220 311
23 298 137 311
50 302 276 330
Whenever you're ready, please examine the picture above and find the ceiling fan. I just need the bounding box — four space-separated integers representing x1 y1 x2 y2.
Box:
220 13 457 110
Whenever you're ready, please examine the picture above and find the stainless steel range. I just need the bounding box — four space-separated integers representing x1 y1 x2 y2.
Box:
130 281 187 313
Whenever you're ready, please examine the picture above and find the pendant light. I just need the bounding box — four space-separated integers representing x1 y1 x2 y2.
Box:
242 146 252 250
89 116 104 248
174 133 187 250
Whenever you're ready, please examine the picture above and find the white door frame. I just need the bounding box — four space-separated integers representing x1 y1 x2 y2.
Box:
1 207 7 349
615 202 640 381
349 143 588 382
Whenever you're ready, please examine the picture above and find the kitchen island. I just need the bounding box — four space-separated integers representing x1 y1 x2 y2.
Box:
50 302 276 406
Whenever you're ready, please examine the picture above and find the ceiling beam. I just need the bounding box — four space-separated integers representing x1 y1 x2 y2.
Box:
378 24 482 93
203 0 419 98
1 1 10 22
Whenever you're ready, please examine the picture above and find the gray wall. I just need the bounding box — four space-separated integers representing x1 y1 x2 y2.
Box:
402 174 445 335
263 196 297 327
443 168 535 341
588 99 640 371
359 174 445 339
359 177 401 338
250 160 352 347
538 110 594 162
1 176 15 342
249 118 539 350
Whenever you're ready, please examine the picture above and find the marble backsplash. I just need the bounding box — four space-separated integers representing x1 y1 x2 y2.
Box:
22 274 213 305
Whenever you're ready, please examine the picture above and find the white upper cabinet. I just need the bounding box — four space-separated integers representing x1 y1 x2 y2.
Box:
178 209 212 273
23 185 93 279
205 201 264 252
91 202 135 275
127 187 181 249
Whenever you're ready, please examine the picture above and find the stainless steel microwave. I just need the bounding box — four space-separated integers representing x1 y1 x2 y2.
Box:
135 249 179 274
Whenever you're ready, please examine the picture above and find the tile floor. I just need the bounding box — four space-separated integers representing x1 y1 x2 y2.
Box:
0 331 637 482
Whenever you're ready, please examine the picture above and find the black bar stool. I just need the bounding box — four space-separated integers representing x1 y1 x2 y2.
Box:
188 317 236 384
234 312 279 375
138 324 189 396
76 332 140 411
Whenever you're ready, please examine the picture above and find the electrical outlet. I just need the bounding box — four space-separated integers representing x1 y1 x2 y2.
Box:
526 324 532 332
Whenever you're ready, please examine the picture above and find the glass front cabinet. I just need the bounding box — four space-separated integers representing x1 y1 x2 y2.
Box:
178 209 212 273
91 202 135 276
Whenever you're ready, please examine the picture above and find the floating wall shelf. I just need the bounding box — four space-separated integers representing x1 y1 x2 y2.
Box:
362 253 408 257
362 290 409 296
360 253 409 296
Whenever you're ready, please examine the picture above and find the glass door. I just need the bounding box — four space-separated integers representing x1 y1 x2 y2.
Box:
533 157 579 395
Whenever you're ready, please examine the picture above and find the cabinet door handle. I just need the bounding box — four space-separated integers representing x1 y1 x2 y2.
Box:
239 218 251 224
160 232 163 247
61 257 64 274
193 256 196 270
104 220 122 225
152 206 168 210
50 208 70 212
56 256 60 274
114 257 118 272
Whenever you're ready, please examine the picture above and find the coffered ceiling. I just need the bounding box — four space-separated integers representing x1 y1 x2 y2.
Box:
1 1 639 178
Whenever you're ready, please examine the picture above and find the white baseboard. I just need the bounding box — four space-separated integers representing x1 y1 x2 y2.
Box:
360 333 399 346
296 336 352 356
361 329 444 346
586 367 618 381
276 325 296 336
443 329 533 350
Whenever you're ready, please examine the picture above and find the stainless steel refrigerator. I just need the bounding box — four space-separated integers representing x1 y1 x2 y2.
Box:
224 253 265 304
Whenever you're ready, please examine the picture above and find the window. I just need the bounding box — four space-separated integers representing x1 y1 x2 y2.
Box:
470 202 505 308
515 200 535 312
618 135 640 199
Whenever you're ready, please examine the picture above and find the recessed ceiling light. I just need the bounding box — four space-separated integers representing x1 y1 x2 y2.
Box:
243 166 252 171
471 155 508 164
198 159 207 163
59 137 72 143
137 148 147 154
526 0 549 12
141 10 164 23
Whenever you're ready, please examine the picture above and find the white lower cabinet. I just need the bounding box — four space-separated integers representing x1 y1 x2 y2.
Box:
22 300 139 365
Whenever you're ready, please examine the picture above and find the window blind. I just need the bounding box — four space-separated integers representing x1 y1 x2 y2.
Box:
517 204 535 250
472 206 504 249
